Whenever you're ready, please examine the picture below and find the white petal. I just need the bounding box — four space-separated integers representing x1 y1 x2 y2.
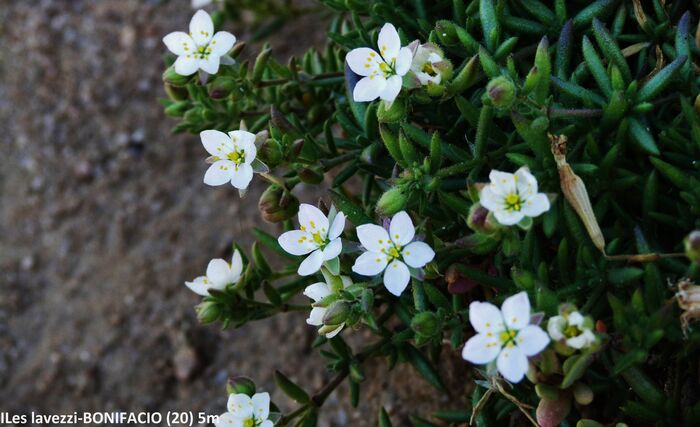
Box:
201 129 233 156
479 185 501 213
328 212 346 240
468 301 505 334
204 160 234 186
340 275 353 288
190 9 214 46
174 56 199 76
493 209 524 226
163 32 196 56
383 260 410 296
230 250 243 281
304 282 331 302
307 307 326 326
501 292 531 330
389 211 415 246
259 421 273 427
206 258 232 288
214 413 237 427
278 230 316 256
547 316 566 341
298 204 329 236
324 324 345 338
199 55 221 74
567 330 596 349
236 134 257 165
488 170 517 195
298 249 324 276
461 333 502 364
568 311 585 326
346 48 381 77
351 251 388 276
185 276 211 296
251 392 270 422
515 325 550 356
379 75 402 102
401 241 435 268
377 23 401 61
497 345 529 383
230 164 253 189
322 238 342 260
514 167 538 198
521 193 550 218
353 75 387 102
356 224 391 252
227 393 253 418
394 46 413 76
209 31 236 56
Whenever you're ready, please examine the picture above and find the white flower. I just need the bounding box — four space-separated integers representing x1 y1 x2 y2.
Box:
461 292 550 383
548 311 597 350
216 392 273 427
410 43 447 86
278 204 346 276
304 276 352 338
480 167 550 226
345 23 413 103
163 10 236 76
186 250 243 296
352 211 435 296
201 129 257 190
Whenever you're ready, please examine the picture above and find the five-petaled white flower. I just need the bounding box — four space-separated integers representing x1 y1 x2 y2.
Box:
548 311 597 350
163 10 236 76
216 392 273 427
461 292 550 383
186 250 243 296
278 204 346 276
346 23 413 103
201 129 257 190
480 167 550 226
352 211 435 296
304 276 352 338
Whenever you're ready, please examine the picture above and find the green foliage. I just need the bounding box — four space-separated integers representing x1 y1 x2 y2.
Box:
161 0 700 425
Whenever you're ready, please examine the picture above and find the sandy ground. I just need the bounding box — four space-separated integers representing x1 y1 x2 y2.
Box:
0 1 468 425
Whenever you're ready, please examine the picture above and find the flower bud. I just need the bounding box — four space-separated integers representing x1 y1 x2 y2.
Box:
377 98 407 123
322 301 350 326
195 301 220 324
162 65 192 86
258 185 300 223
208 76 237 99
164 84 189 102
227 376 256 396
257 139 283 168
573 382 594 405
411 311 440 337
485 76 516 109
684 230 700 263
376 187 409 216
467 203 500 234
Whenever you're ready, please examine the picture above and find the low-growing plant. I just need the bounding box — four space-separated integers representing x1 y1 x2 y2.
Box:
161 1 700 426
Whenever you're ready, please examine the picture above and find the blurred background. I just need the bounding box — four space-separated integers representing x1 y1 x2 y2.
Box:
0 1 463 425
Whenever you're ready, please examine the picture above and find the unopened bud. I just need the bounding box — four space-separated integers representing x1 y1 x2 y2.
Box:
376 187 409 216
227 376 256 396
208 76 237 99
257 139 283 167
322 301 350 326
195 301 220 324
485 76 516 109
377 98 406 123
573 382 594 405
411 311 440 337
258 185 300 223
684 230 700 264
164 83 189 101
467 203 500 234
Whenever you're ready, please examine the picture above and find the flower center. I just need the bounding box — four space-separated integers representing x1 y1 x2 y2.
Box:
499 329 518 347
421 62 437 76
311 231 325 246
504 192 523 212
196 44 213 60
227 149 245 165
564 324 581 338
243 418 256 427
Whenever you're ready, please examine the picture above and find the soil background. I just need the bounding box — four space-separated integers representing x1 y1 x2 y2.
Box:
0 1 468 426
